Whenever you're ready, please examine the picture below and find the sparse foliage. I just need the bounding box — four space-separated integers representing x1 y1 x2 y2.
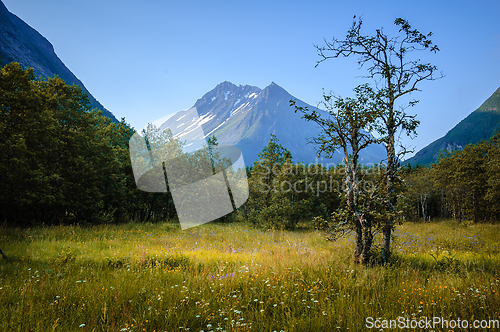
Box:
314 16 443 262
292 84 385 263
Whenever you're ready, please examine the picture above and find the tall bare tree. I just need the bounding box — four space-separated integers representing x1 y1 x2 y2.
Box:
315 17 443 262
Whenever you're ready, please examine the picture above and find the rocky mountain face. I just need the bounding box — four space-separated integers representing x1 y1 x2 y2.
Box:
407 87 500 165
157 81 387 165
0 1 118 122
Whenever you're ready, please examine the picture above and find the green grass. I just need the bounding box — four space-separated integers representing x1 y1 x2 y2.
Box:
0 220 499 331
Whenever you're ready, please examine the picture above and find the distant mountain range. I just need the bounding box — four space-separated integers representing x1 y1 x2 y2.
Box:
156 81 387 165
0 0 118 122
407 87 500 165
8 0 496 167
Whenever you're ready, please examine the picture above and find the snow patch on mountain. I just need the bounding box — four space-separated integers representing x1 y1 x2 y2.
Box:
204 119 227 138
173 112 215 139
197 113 214 126
231 102 249 117
176 113 187 121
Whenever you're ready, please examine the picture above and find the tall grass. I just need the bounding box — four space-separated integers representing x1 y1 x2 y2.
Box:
0 220 499 331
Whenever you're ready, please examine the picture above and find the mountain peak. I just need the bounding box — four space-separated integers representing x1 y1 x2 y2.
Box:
158 80 386 164
194 81 261 113
215 81 238 89
260 81 290 102
265 81 282 88
263 81 287 92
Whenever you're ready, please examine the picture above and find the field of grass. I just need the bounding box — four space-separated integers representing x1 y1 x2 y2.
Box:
0 220 499 331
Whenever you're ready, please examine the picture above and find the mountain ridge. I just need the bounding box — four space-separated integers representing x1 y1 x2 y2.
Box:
406 87 500 165
158 81 387 165
0 0 118 122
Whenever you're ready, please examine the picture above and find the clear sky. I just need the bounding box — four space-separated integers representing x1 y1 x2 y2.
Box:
3 0 500 157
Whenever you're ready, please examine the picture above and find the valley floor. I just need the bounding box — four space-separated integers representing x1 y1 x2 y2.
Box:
0 220 499 331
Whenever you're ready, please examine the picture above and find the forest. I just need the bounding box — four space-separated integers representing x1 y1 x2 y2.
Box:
1 60 500 238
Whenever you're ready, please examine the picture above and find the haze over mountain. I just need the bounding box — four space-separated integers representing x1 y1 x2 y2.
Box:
156 81 387 165
407 87 500 165
0 0 117 122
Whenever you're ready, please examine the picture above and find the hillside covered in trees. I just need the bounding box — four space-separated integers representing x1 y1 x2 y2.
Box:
0 0 117 122
2 62 499 229
406 87 500 165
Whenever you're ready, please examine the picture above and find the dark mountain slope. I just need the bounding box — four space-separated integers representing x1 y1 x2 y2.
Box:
407 87 500 165
0 1 117 122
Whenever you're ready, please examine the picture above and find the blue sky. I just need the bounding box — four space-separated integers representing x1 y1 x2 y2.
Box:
3 0 500 157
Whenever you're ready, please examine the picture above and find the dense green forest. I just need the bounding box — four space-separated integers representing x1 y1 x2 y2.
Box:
0 62 175 225
1 62 499 230
404 134 500 223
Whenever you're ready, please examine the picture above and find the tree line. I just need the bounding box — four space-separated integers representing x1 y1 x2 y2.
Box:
0 62 179 225
0 61 244 227
402 132 500 223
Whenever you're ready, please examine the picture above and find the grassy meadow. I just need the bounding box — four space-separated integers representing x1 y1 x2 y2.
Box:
0 220 499 331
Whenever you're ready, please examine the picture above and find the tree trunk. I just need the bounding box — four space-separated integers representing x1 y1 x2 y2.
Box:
382 225 391 264
382 129 396 264
354 220 363 263
361 224 373 264
420 193 428 221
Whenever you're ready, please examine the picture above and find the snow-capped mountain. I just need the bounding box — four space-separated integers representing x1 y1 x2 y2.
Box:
157 81 386 165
